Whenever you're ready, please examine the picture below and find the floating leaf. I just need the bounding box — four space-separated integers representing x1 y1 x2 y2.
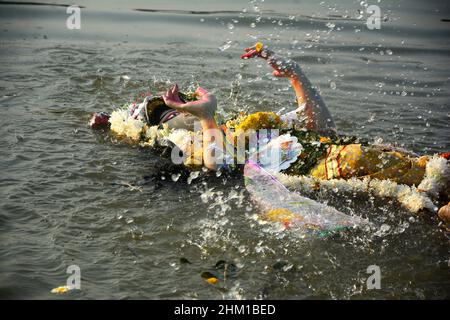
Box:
201 271 216 279
214 260 226 269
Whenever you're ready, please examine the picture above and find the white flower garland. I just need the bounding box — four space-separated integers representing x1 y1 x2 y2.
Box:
108 106 200 160
109 108 145 141
275 155 449 213
109 107 175 147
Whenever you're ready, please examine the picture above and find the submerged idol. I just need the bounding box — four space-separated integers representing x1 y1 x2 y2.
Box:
91 43 450 234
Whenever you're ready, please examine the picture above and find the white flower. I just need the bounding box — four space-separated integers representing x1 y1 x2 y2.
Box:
109 108 144 141
418 156 450 197
168 129 192 149
141 123 173 147
142 125 160 146
369 179 398 198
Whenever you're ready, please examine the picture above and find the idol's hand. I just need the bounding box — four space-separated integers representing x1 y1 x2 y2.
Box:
241 42 300 79
162 84 217 120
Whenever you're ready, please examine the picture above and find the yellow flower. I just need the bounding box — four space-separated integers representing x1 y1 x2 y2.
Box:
233 112 281 131
255 42 264 52
51 286 70 294
225 111 248 129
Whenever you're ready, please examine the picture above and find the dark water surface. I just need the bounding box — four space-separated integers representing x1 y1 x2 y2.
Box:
0 0 449 299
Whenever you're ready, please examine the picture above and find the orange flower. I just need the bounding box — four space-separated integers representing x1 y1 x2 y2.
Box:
51 286 70 294
205 277 219 285
319 136 331 144
416 156 429 168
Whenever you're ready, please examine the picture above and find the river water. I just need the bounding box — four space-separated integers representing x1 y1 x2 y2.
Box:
0 0 449 299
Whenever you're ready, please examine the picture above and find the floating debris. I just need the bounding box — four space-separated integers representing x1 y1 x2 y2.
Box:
119 182 143 193
51 286 72 294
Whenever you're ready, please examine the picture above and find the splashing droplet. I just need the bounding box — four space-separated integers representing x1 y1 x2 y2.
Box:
330 81 337 90
187 171 200 184
218 40 233 52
